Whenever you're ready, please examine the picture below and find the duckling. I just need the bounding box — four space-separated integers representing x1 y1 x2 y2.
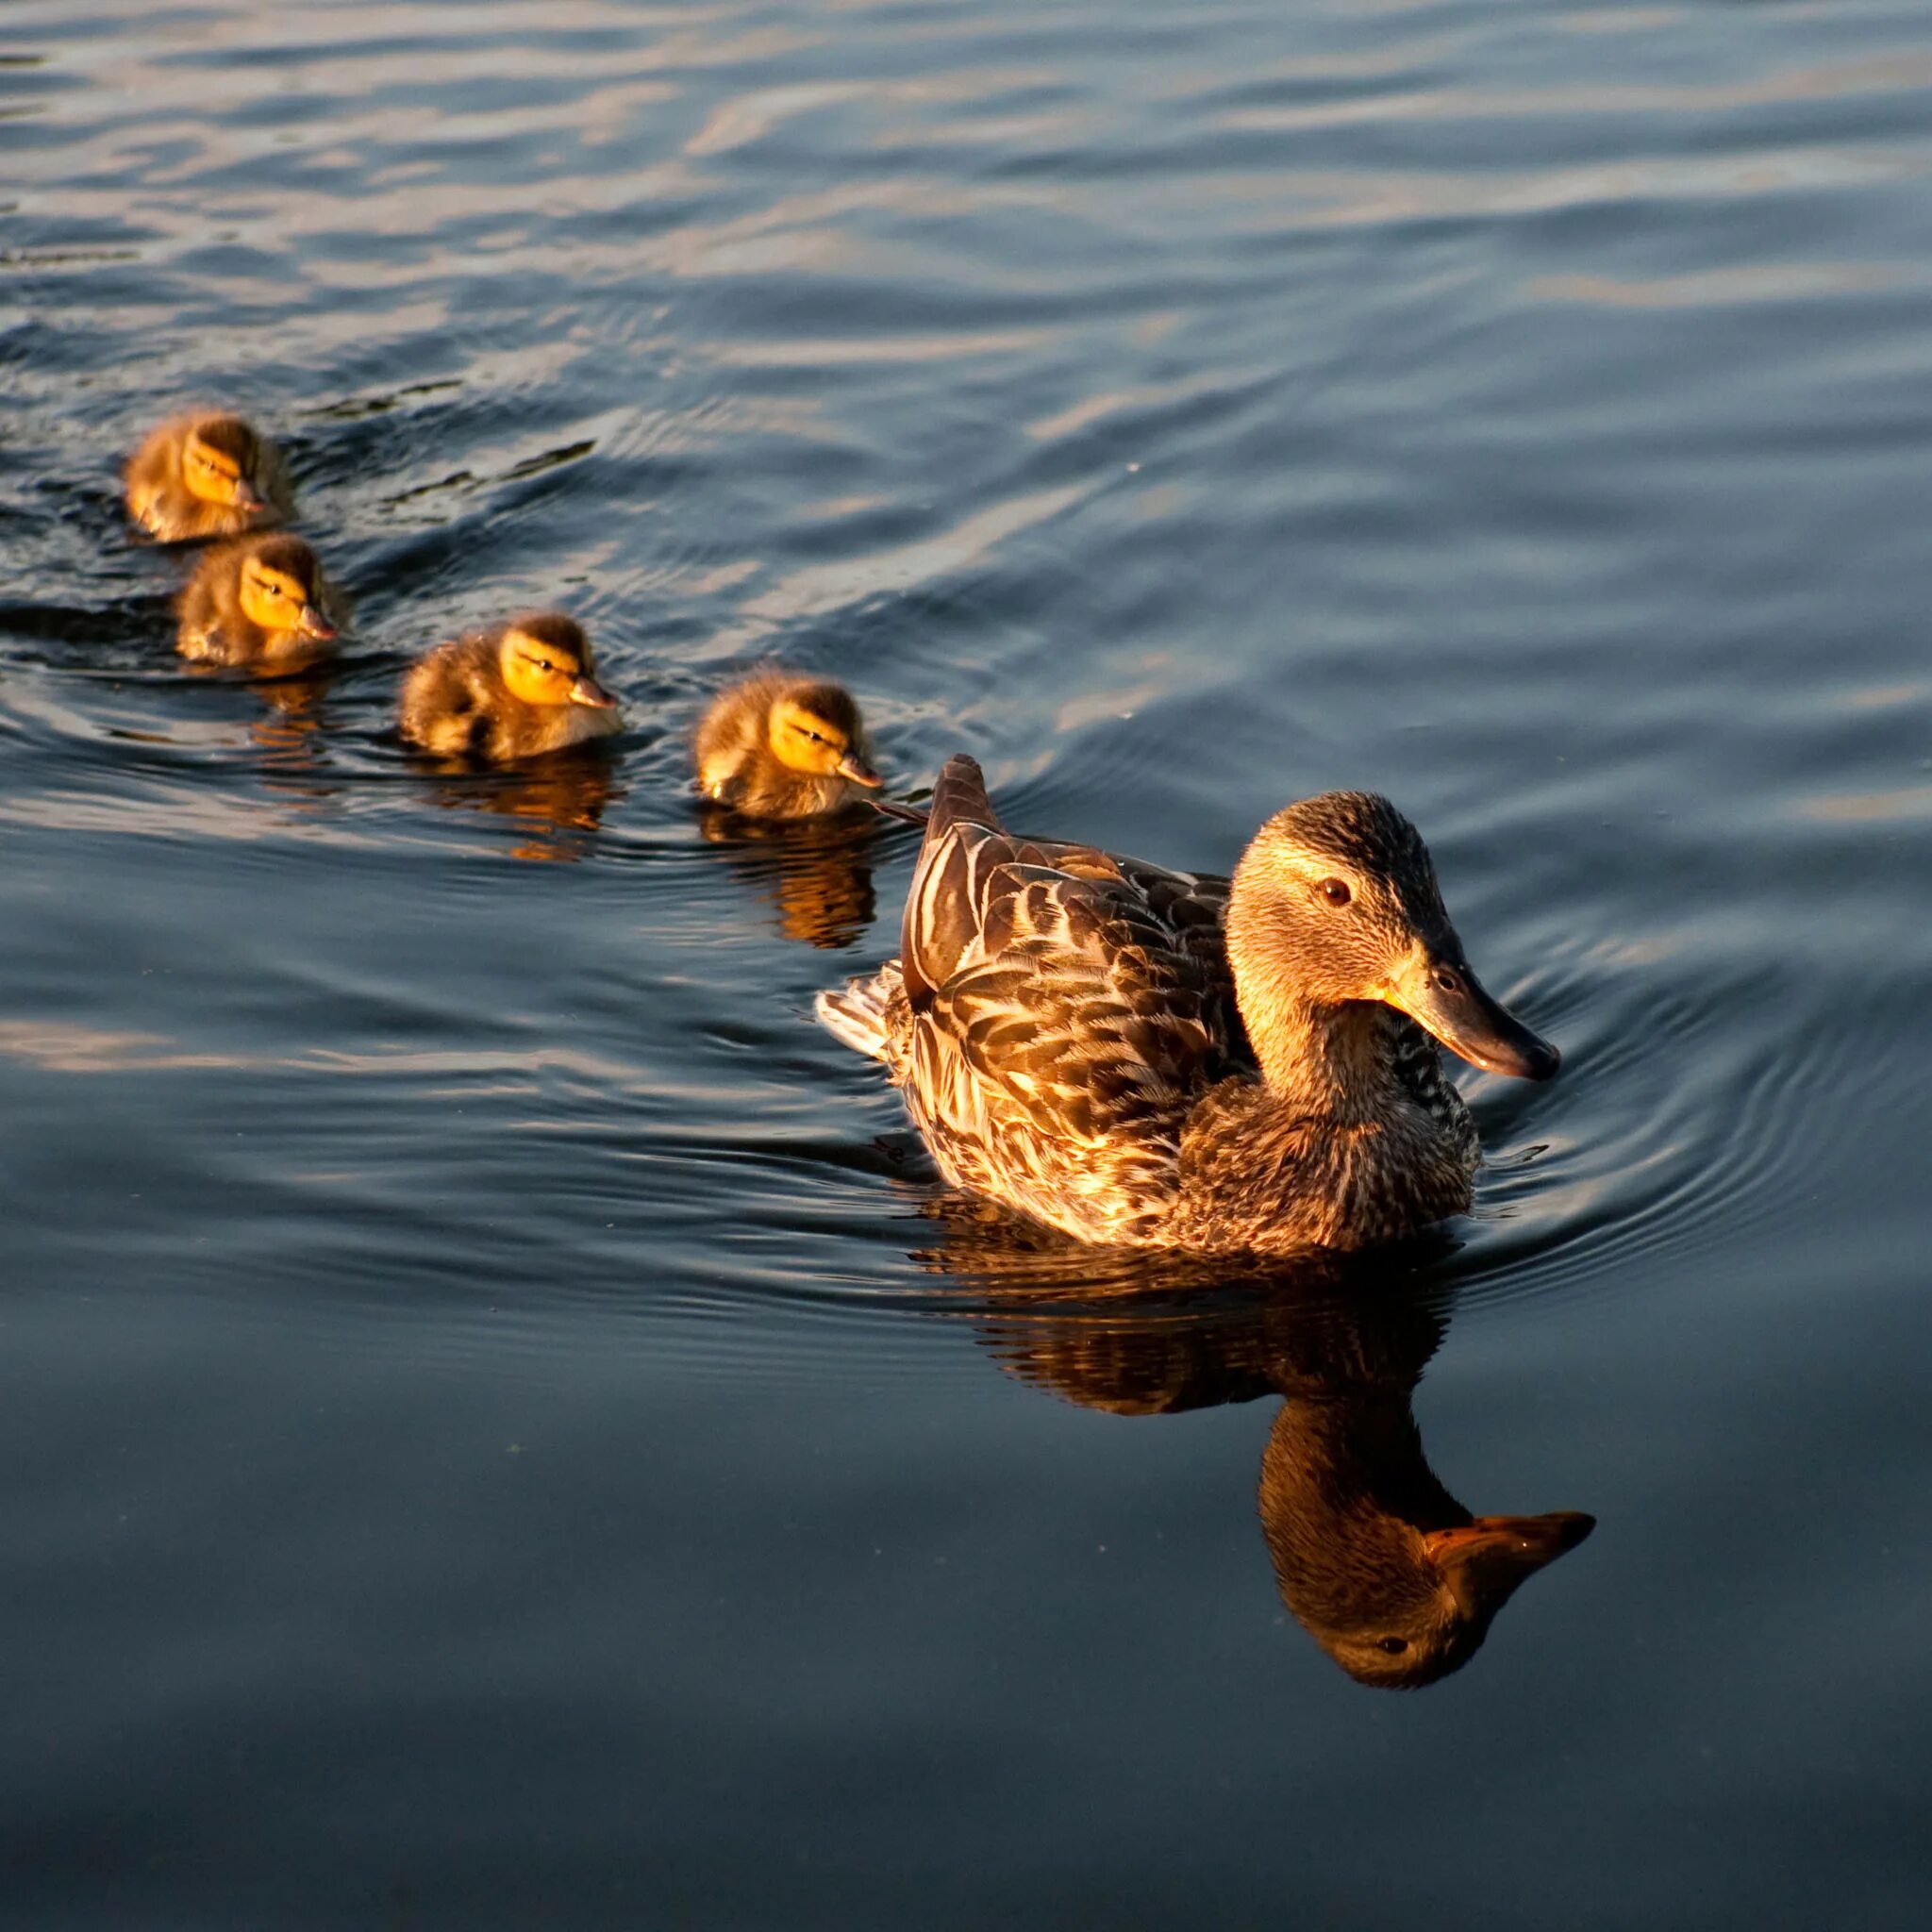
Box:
693 671 882 819
818 755 1559 1256
175 534 347 668
398 612 622 762
125 411 293 541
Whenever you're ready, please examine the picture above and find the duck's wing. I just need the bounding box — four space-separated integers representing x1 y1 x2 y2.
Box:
900 757 1234 1004
893 757 1244 1240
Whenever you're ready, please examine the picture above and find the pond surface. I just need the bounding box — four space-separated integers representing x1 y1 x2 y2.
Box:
5 1 1931 1924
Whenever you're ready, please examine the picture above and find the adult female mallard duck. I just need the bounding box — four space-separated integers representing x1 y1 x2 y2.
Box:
398 612 621 762
125 411 293 542
817 755 1559 1255
693 671 881 819
175 534 347 668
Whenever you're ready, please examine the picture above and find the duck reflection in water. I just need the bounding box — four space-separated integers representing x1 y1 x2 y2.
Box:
696 801 881 950
932 1214 1593 1688
420 749 625 863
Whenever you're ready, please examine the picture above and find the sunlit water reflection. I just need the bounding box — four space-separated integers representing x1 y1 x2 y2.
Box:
5 2 1932 1925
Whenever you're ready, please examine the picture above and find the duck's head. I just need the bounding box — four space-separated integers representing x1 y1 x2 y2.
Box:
183 414 271 512
1228 791 1558 1080
497 613 618 712
1300 1510 1597 1690
236 536 338 642
766 682 881 788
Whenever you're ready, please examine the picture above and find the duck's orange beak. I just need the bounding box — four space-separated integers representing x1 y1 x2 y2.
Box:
1387 950 1559 1081
1423 1512 1595 1616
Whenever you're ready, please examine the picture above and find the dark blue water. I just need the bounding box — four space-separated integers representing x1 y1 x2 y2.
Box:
5 1 1931 1924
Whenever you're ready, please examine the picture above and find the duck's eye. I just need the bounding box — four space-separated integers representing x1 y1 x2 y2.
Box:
1318 877 1352 907
1375 1636 1408 1656
1430 966 1462 997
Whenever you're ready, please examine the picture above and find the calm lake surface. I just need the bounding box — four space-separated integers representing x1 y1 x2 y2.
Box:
6 1 1931 1924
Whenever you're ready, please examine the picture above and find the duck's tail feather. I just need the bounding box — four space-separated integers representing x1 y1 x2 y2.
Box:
900 754 1008 1004
926 754 1001 839
815 962 903 1063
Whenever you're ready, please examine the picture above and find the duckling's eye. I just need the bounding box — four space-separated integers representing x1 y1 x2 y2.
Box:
1318 877 1352 907
1375 1636 1408 1656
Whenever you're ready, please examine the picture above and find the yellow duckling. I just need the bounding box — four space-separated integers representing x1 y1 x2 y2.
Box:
693 671 882 819
125 412 293 542
176 534 347 669
398 613 622 762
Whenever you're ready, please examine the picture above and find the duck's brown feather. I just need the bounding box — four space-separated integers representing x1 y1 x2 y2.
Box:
821 755 1477 1254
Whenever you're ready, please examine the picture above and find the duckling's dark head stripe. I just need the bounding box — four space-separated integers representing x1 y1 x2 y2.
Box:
247 533 318 582
506 611 589 659
194 415 258 465
784 680 862 737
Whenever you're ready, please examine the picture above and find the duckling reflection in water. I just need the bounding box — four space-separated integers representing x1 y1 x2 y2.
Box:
246 658 343 772
399 613 622 763
694 671 882 820
423 756 627 864
821 755 1558 1255
697 803 882 950
944 1234 1592 1688
175 534 347 671
125 411 294 542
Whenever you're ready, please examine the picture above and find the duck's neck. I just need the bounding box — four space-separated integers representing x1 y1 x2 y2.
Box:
1226 944 1396 1124
1258 995 1398 1118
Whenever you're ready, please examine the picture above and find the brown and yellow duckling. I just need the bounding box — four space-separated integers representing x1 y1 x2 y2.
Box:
125 411 293 542
176 534 347 669
693 671 882 819
398 612 622 763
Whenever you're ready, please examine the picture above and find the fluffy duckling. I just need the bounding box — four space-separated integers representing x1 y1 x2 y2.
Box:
398 612 622 762
176 534 347 668
125 412 293 542
693 671 882 819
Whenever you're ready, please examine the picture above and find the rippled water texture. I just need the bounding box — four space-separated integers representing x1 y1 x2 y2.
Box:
6 1 1932 1924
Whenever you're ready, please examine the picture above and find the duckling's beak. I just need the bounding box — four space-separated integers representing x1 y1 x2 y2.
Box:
232 477 265 513
1390 952 1560 1081
1423 1512 1595 1618
297 605 337 641
836 750 883 788
569 674 618 709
